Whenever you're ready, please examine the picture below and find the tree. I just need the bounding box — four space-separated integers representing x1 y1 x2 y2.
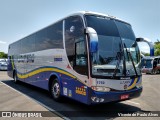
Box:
0 52 8 58
154 39 160 56
141 52 150 56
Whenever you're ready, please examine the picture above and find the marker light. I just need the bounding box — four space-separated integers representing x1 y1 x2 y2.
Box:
91 86 111 92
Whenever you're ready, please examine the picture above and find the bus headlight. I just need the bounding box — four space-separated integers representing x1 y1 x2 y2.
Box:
91 86 111 92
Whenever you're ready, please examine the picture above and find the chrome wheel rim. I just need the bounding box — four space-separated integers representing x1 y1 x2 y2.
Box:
52 82 60 98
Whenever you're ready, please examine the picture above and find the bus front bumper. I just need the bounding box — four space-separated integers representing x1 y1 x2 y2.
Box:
90 87 142 104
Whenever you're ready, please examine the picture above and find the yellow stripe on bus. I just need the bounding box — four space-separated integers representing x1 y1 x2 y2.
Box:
11 56 15 70
127 77 138 90
17 68 76 79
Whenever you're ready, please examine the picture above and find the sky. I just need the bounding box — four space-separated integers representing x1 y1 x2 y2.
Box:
0 0 159 53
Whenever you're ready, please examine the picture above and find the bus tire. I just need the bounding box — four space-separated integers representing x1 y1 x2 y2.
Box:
155 70 158 74
13 71 18 83
50 79 62 101
151 69 156 74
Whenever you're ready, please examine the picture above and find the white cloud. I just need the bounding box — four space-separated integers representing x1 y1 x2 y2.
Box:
138 42 150 53
0 40 7 44
140 46 150 53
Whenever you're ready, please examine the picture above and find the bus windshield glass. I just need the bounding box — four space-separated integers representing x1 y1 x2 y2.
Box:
85 15 141 77
142 59 153 68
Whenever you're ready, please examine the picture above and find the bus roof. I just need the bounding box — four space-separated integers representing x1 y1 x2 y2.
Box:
9 11 130 46
69 11 130 24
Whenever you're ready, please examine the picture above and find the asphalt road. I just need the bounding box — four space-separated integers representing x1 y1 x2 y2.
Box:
0 71 160 120
0 71 62 120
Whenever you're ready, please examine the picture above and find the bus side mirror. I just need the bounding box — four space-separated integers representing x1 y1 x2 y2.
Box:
85 27 98 53
136 38 145 42
136 37 154 56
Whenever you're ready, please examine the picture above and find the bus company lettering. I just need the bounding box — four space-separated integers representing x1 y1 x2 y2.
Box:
75 87 86 96
54 55 63 62
120 80 131 84
14 54 34 63
97 80 105 84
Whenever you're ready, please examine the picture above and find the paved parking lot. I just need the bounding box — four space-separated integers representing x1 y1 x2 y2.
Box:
0 71 62 120
0 71 160 120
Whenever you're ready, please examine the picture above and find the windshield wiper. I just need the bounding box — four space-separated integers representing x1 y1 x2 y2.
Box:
113 51 121 77
113 42 124 77
124 43 138 76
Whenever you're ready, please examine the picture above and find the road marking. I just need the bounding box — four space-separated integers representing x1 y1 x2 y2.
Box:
0 83 3 85
126 100 140 105
0 81 70 120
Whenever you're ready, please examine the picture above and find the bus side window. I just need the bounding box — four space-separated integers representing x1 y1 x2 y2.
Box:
158 58 160 64
75 41 86 66
65 16 88 75
153 58 158 68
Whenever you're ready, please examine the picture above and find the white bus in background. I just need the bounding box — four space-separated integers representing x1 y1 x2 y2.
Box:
8 11 142 105
141 56 160 74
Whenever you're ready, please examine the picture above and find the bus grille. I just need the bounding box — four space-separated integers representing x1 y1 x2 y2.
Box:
97 69 120 73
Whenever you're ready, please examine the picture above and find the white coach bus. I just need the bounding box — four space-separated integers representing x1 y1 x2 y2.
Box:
8 11 142 104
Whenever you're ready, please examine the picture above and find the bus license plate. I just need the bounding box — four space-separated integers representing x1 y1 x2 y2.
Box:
121 94 129 100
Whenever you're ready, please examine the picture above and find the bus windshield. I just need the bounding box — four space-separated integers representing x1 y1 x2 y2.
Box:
142 59 153 68
85 15 141 77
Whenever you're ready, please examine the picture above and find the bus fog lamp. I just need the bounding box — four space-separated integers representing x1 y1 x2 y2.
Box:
99 98 104 102
103 87 111 92
91 97 104 103
95 98 100 102
91 86 111 92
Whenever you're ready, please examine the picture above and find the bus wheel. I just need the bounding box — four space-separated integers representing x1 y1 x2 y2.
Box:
151 70 155 75
51 79 61 101
13 72 18 83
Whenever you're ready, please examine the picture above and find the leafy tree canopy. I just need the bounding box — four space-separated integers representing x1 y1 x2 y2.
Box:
154 39 160 56
0 52 8 58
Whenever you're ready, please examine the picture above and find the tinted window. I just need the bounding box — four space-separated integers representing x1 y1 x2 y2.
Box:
76 41 87 66
46 21 63 49
85 15 119 36
115 21 135 40
144 60 152 68
35 21 63 51
65 16 84 58
10 41 21 55
65 16 88 75
9 43 15 55
85 15 136 40
22 35 35 53
35 29 47 51
9 21 63 55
